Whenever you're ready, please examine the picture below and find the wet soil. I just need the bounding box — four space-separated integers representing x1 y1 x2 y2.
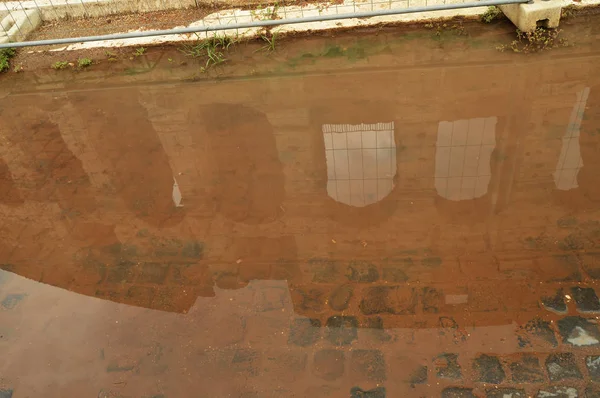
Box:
0 13 600 398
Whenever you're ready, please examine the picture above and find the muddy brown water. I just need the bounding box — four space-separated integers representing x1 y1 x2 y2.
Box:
1 13 600 398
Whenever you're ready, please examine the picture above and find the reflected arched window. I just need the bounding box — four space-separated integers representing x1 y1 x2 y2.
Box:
323 122 396 207
435 117 497 201
553 87 590 191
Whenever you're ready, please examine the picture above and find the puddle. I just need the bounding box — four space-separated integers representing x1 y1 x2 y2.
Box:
1 15 600 398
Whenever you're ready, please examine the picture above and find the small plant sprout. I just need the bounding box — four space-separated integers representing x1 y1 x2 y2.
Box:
179 34 236 70
0 48 16 73
13 64 23 73
52 61 69 70
78 58 93 68
481 6 502 23
135 47 147 56
259 33 277 52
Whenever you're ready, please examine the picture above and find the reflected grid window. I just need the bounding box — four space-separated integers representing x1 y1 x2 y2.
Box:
435 117 497 201
323 122 396 207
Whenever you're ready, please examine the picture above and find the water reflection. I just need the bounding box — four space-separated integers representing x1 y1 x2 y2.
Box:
435 117 497 201
323 122 396 207
1 31 600 398
553 88 589 191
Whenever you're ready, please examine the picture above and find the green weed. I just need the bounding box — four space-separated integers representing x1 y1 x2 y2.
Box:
135 47 147 56
0 48 16 73
78 57 93 68
561 4 577 19
258 33 277 52
179 35 236 70
52 61 69 70
481 6 502 23
496 27 567 53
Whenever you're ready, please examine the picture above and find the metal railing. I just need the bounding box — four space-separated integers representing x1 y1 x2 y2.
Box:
0 0 529 49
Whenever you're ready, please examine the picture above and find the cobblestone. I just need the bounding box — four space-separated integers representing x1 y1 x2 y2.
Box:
441 387 476 398
409 365 428 386
571 287 600 313
313 349 345 381
422 287 444 313
485 388 526 398
325 315 358 346
535 386 578 397
517 318 558 348
586 356 600 382
329 284 353 311
232 348 260 376
346 261 379 283
586 385 600 398
350 350 386 382
473 354 505 384
509 354 545 383
310 258 340 283
541 288 567 314
557 316 600 346
545 353 582 382
435 353 462 380
359 286 417 315
288 318 321 347
350 386 386 398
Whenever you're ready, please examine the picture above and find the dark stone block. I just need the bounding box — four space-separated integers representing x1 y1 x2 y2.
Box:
422 257 442 267
586 385 600 398
288 318 321 347
473 354 505 384
509 354 545 383
359 286 417 315
346 261 379 283
517 318 558 348
486 388 526 398
329 284 353 311
535 386 579 397
382 267 408 282
546 353 582 382
350 386 386 398
441 387 475 398
138 262 169 284
0 390 12 398
310 258 339 283
313 349 344 381
106 261 136 283
571 287 600 313
1 294 26 309
435 353 462 380
292 287 326 312
232 349 260 376
586 356 600 382
422 287 444 314
181 241 204 258
361 317 391 343
325 316 358 346
350 350 386 382
541 289 567 314
409 365 428 385
557 317 600 347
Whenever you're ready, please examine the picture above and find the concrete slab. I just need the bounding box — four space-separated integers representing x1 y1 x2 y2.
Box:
499 0 562 32
0 9 41 44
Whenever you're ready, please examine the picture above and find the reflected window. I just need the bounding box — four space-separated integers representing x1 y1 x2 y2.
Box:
323 122 396 207
435 117 497 201
553 87 590 191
